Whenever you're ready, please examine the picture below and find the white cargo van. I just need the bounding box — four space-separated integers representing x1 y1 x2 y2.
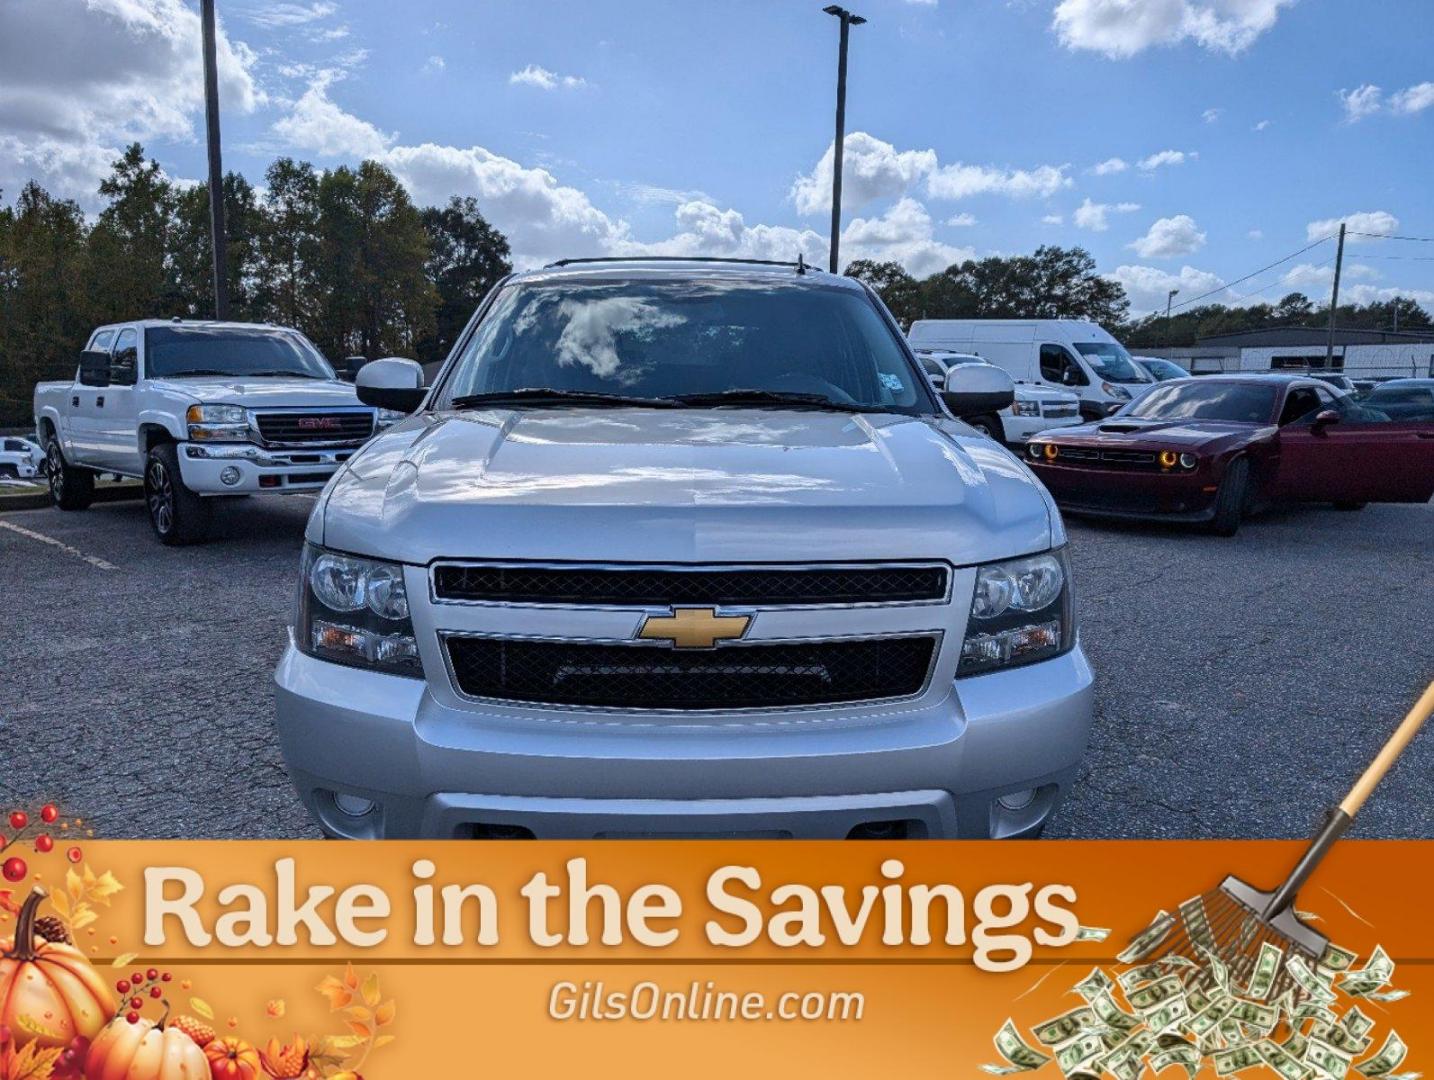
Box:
908 319 1152 421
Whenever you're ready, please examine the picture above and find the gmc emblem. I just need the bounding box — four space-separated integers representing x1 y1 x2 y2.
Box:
296 417 341 430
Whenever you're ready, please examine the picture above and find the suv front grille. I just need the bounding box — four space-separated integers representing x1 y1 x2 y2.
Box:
431 564 948 606
445 635 938 710
255 411 374 446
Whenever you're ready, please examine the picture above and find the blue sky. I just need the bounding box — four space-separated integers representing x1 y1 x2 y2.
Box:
3 0 1432 316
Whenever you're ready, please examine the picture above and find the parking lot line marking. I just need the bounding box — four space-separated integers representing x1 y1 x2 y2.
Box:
0 519 118 570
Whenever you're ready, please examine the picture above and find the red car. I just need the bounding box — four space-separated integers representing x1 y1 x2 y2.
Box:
1025 374 1434 535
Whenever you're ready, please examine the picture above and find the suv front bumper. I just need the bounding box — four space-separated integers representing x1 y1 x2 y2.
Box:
273 636 1094 840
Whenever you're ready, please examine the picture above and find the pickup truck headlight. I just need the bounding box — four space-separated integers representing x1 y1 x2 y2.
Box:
375 408 406 430
297 544 422 677
186 404 249 442
1010 401 1041 417
959 548 1074 676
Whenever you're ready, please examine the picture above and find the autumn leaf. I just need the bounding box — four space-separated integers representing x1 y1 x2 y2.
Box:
315 975 353 1011
47 891 69 920
190 997 215 1021
373 1034 396 1049
344 1020 371 1040
111 952 137 968
342 963 358 990
71 908 98 931
0 890 19 917
86 868 124 905
265 999 286 1019
342 1006 371 1025
373 1000 395 1027
360 972 380 1008
3 1041 64 1080
65 868 83 904
320 1035 365 1053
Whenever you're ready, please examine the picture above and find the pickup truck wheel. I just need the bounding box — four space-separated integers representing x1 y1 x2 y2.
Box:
1208 456 1250 538
144 443 210 545
0 464 16 479
966 414 1004 441
45 438 94 510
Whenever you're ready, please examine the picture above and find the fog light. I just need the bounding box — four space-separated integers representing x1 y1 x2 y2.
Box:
997 788 1037 811
219 466 242 486
333 792 375 817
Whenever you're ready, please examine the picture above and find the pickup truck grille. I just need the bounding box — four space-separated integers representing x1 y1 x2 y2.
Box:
254 410 374 446
444 635 937 710
1041 403 1080 419
431 563 948 606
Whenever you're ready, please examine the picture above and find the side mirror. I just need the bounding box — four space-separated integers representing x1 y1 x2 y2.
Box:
78 350 111 388
942 364 1015 418
356 357 426 413
338 355 369 383
1311 408 1342 431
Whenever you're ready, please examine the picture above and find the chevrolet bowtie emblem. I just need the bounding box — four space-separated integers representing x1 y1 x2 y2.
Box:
638 607 752 649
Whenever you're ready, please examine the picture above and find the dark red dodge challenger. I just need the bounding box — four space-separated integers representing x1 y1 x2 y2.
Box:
1025 374 1434 536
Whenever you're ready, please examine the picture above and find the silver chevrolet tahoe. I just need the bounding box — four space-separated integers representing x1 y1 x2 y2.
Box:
273 258 1094 839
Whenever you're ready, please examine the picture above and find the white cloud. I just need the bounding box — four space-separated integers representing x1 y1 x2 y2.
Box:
791 133 936 215
1089 156 1129 175
1390 82 1434 115
925 161 1071 200
1128 214 1207 258
509 64 587 91
1137 149 1192 171
237 2 336 27
1108 264 1230 311
1042 214 1064 225
1305 210 1398 243
1248 228 1264 240
1073 197 1140 231
839 197 973 276
1281 262 1378 290
0 0 263 205
272 73 393 159
422 55 445 75
1252 119 1271 131
614 199 823 266
1202 107 1222 123
1338 84 1383 122
1052 0 1297 58
1340 283 1434 308
946 212 977 227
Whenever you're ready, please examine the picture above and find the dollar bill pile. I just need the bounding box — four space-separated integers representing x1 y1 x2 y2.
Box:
983 907 1415 1080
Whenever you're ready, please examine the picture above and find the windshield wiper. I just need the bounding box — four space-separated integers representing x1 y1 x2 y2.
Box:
449 388 677 409
668 389 889 413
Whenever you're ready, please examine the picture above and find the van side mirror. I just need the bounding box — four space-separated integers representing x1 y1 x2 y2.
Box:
942 365 1016 418
356 357 426 413
78 349 111 388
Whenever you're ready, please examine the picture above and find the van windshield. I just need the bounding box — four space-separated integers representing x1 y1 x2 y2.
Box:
1075 341 1147 384
439 278 935 414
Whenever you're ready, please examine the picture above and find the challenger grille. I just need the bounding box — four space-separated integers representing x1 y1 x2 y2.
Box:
431 564 948 606
1050 447 1160 470
444 635 937 710
255 410 374 446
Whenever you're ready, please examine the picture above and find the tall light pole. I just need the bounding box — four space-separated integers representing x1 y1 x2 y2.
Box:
201 0 230 320
823 5 865 274
1323 222 1346 371
1164 288 1179 361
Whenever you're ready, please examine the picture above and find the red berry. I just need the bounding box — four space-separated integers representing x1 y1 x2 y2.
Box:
146 967 159 981
8 812 26 831
126 1012 139 1024
40 804 58 824
66 846 82 863
60 1049 76 1066
35 835 54 853
116 980 130 994
129 997 143 1010
150 986 162 999
0 833 7 849
1 856 26 882
161 972 172 982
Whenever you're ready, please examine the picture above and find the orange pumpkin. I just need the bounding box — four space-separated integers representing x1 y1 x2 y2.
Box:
85 1015 209 1080
204 1036 260 1080
0 887 114 1051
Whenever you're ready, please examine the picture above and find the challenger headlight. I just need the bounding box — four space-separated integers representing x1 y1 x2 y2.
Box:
959 549 1074 676
297 544 422 676
186 403 249 442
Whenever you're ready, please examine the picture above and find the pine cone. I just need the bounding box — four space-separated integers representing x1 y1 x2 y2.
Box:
33 915 70 943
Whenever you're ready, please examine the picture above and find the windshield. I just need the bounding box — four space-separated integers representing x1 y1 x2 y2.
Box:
1126 381 1278 423
144 326 335 379
1075 341 1147 383
1141 358 1188 381
438 278 933 414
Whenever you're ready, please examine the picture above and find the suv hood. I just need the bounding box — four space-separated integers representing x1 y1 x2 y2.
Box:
154 377 362 409
320 408 1054 566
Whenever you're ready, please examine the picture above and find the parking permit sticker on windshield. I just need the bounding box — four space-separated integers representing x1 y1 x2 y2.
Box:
879 373 904 392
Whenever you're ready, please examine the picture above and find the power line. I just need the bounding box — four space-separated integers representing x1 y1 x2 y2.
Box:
1150 234 1336 316
1347 231 1434 243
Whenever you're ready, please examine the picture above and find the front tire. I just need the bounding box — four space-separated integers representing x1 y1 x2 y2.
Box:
966 414 1004 441
46 438 94 510
1208 456 1250 537
144 443 210 545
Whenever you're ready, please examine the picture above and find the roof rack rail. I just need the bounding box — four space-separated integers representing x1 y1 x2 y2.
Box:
543 255 817 271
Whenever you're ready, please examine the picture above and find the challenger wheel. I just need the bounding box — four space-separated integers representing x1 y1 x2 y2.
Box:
144 443 210 545
45 438 94 510
1208 457 1250 537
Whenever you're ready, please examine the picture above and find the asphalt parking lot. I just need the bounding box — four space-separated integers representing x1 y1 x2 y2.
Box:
1 493 1431 840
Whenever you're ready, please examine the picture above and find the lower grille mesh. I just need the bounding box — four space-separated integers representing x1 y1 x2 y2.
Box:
445 635 937 710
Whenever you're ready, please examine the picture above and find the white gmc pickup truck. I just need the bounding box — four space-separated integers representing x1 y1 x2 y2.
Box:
33 320 387 544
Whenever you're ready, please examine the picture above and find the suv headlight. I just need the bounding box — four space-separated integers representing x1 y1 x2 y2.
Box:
296 544 422 677
959 548 1074 676
186 403 249 442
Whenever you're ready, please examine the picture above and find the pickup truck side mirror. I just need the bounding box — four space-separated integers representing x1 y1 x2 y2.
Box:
356 357 426 413
942 364 1016 419
78 349 111 388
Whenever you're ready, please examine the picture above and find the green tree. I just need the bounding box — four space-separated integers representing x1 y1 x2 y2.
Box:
917 246 1128 326
255 158 322 329
419 195 511 362
167 172 261 319
86 143 175 321
843 259 920 328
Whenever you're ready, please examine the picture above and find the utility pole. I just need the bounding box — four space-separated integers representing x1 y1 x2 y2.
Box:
823 5 865 274
201 0 230 320
1164 289 1179 360
1323 222 1345 370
